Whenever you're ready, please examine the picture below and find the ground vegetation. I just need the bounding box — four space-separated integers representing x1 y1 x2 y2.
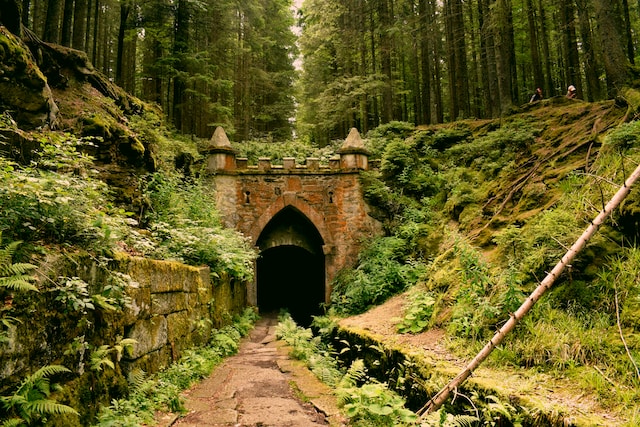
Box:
328 96 640 424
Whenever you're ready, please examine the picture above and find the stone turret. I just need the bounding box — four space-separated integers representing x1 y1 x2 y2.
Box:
203 127 237 172
337 128 369 170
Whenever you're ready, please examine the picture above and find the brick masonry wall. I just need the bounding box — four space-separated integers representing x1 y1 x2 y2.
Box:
211 168 383 304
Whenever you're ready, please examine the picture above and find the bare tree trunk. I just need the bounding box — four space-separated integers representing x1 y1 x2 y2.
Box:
420 160 640 415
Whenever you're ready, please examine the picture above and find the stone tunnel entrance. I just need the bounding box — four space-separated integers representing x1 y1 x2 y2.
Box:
255 206 326 326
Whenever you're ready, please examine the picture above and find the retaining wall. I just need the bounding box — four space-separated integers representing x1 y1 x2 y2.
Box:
0 251 247 424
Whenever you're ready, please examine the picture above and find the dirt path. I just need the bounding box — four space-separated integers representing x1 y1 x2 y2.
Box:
158 315 346 427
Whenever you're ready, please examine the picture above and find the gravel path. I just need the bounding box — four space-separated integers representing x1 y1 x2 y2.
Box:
163 315 345 427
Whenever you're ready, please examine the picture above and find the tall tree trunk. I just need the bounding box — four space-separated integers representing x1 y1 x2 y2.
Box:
526 0 543 91
173 0 189 132
444 0 458 119
478 0 496 117
453 0 470 117
537 0 554 96
115 1 131 87
420 161 640 415
91 0 99 66
559 0 581 98
0 0 22 35
621 0 634 65
575 0 601 101
21 0 30 28
418 0 432 124
378 0 393 123
492 0 514 114
72 0 88 51
594 0 631 96
61 0 74 47
43 0 63 43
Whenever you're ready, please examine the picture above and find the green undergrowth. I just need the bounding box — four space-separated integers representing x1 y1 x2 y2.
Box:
93 308 259 426
275 313 419 427
330 102 640 423
0 126 256 282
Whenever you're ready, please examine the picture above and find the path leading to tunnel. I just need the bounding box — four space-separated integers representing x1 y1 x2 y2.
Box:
162 315 346 427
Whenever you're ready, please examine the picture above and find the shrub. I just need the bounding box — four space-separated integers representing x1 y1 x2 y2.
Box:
330 236 427 315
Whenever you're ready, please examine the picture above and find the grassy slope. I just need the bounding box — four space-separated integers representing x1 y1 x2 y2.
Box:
338 96 640 425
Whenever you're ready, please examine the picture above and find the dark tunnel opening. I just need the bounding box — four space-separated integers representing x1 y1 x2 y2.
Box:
257 245 325 327
255 207 326 327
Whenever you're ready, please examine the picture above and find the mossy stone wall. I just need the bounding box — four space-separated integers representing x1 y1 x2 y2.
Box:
0 252 247 424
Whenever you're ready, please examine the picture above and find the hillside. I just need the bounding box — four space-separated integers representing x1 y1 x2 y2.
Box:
330 96 640 425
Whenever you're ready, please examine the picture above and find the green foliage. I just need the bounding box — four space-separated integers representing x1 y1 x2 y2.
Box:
276 313 344 386
396 291 436 334
0 144 129 252
335 359 417 426
430 125 472 150
142 173 256 281
53 277 96 314
420 408 479 427
0 235 37 345
330 236 427 315
277 314 417 426
231 138 341 165
479 394 529 427
95 308 258 426
0 236 37 293
0 365 79 426
380 139 443 198
604 120 640 152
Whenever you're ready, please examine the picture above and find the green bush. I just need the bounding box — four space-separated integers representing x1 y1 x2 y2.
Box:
330 236 427 315
142 173 256 281
604 120 640 152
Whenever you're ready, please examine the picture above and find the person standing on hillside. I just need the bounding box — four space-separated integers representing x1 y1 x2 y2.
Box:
529 87 543 103
566 85 577 99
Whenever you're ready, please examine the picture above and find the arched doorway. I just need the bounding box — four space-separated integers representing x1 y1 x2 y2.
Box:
256 206 325 326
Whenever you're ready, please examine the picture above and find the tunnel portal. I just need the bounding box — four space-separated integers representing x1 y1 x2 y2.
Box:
256 207 325 326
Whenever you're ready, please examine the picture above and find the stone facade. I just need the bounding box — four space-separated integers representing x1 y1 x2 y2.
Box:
203 128 383 305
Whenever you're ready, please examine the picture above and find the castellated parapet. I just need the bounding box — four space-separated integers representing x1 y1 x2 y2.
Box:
202 127 370 174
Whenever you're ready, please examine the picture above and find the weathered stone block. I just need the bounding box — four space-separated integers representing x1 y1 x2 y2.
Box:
123 284 151 324
126 316 168 359
151 292 191 315
167 310 192 342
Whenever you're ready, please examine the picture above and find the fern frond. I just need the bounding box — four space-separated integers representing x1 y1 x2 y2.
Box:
0 417 26 427
0 236 37 292
90 346 115 371
0 276 38 292
450 414 480 427
127 368 147 390
26 400 79 416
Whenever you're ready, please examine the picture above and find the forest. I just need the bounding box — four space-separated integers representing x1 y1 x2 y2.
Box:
2 0 638 143
2 0 640 425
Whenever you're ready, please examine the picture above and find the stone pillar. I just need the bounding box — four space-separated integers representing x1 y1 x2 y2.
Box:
337 128 369 170
202 127 237 172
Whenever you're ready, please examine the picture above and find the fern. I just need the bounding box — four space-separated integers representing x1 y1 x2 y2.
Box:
421 408 479 426
0 365 79 424
0 418 26 427
90 345 116 371
0 236 37 292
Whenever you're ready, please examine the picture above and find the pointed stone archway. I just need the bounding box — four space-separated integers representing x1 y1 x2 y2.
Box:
255 206 325 325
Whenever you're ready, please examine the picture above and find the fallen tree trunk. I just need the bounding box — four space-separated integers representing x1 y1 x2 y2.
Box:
420 159 640 416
